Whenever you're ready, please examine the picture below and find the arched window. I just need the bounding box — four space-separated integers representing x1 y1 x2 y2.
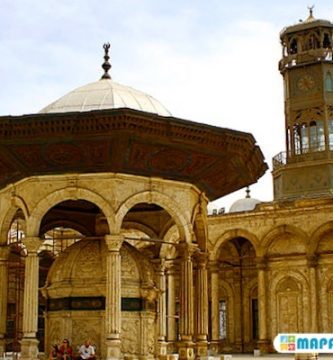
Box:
219 299 227 339
290 38 298 54
293 121 325 154
305 33 320 50
309 120 325 152
323 33 332 48
301 123 308 153
325 72 333 92
293 123 302 155
329 120 333 150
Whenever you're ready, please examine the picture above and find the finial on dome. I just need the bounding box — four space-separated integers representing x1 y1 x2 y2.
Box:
305 5 315 22
101 43 112 80
245 186 251 198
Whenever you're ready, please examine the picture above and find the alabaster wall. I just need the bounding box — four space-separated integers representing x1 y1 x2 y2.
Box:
43 237 157 359
207 197 333 352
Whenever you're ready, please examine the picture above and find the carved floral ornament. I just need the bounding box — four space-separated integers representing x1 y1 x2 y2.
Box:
105 234 123 251
195 251 209 267
293 107 323 123
177 242 199 260
140 284 162 303
23 237 41 254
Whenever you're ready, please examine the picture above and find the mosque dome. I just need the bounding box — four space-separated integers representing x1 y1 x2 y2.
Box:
39 79 171 116
39 43 171 117
229 187 261 213
44 239 153 299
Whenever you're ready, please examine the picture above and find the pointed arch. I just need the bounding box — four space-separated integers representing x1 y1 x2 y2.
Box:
269 271 309 335
210 229 259 261
309 221 333 256
325 71 333 92
318 268 333 331
260 224 309 257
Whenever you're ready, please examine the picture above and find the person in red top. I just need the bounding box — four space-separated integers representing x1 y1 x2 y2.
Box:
58 339 73 360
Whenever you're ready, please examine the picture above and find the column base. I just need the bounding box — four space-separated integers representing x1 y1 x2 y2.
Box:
106 338 121 360
196 340 208 357
167 341 178 354
178 341 195 360
209 341 219 355
20 338 39 360
256 339 270 353
156 341 168 358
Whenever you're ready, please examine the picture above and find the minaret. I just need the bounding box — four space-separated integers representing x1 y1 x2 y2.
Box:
272 8 333 200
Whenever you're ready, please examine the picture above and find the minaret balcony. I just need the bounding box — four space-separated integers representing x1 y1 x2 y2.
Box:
279 48 333 71
273 150 329 170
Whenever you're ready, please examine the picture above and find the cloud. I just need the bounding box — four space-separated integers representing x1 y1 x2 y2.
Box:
3 0 332 210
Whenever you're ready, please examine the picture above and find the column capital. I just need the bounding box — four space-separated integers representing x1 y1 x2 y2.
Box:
105 234 124 251
195 252 209 268
256 256 268 270
165 262 177 275
0 245 10 261
178 242 199 259
155 258 166 272
23 237 41 254
307 254 318 268
208 260 219 273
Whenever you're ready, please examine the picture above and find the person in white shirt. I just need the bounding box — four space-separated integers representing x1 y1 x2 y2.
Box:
78 340 96 360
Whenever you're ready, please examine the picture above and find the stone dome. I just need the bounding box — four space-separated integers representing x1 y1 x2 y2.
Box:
229 188 261 213
39 79 172 116
44 239 154 299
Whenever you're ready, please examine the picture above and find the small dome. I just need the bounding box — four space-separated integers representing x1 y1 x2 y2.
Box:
39 79 172 116
229 187 261 213
45 239 151 299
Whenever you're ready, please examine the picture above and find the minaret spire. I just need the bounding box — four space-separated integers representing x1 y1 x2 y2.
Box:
101 43 111 80
306 5 315 22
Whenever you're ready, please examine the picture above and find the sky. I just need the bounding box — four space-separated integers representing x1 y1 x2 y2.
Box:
1 0 333 213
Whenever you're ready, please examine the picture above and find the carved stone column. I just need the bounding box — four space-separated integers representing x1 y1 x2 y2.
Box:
20 237 41 360
195 252 208 357
105 234 123 360
0 245 10 355
156 259 167 357
209 262 220 354
233 268 243 351
178 243 197 360
307 255 318 332
166 264 177 351
256 256 269 353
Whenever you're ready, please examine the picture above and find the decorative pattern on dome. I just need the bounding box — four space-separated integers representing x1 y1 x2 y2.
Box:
45 240 155 298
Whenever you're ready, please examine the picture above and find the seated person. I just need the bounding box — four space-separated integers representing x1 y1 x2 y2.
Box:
78 340 96 360
49 344 59 360
58 339 73 360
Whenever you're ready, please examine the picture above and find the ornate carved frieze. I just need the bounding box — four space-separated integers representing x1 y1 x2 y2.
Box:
0 108 267 200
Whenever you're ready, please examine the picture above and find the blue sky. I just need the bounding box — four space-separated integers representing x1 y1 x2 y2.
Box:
1 1 333 211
